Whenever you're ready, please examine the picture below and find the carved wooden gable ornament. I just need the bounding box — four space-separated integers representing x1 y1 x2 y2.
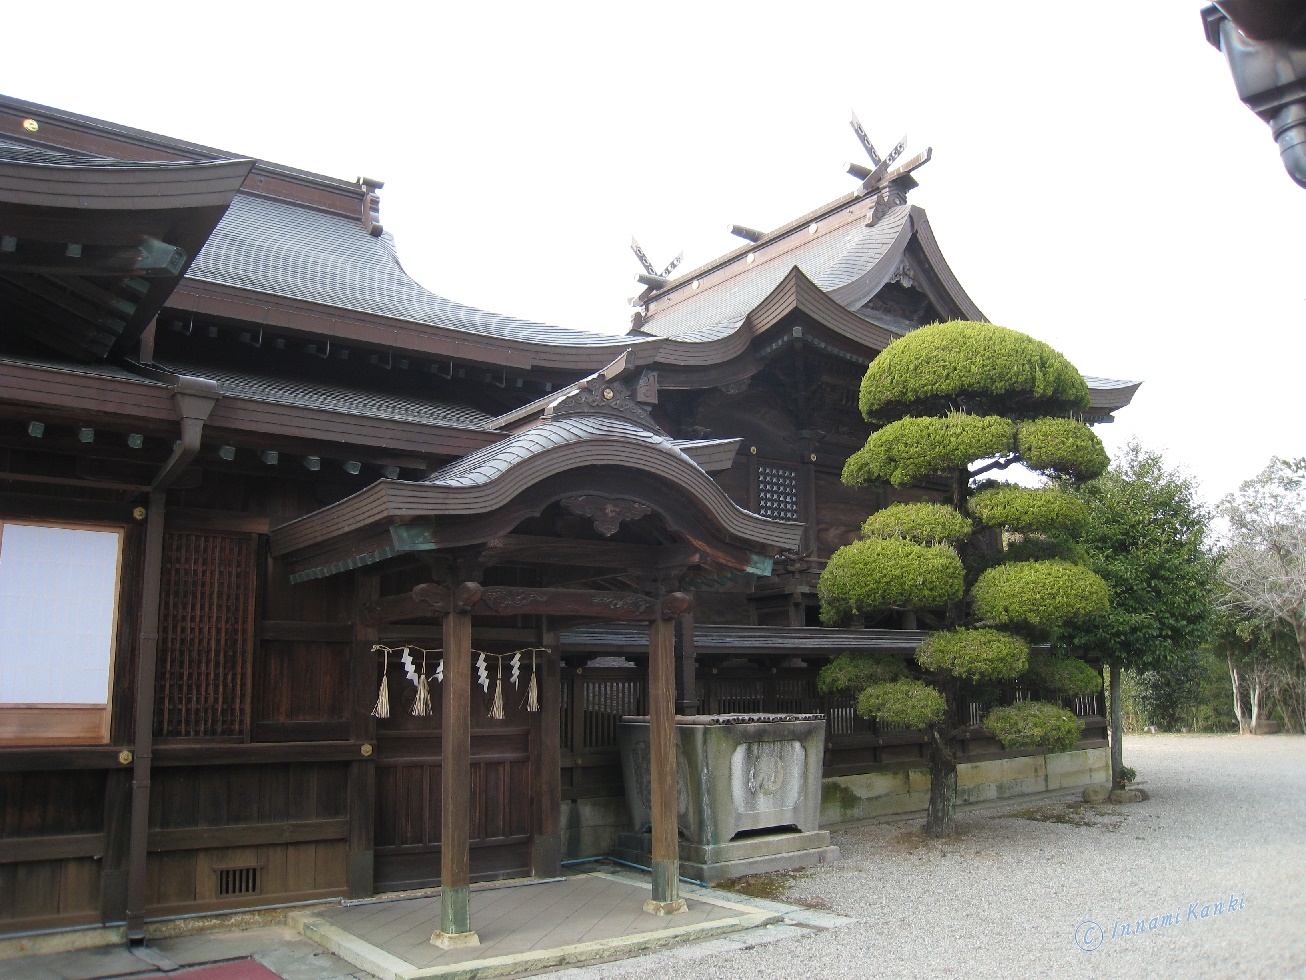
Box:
545 377 659 432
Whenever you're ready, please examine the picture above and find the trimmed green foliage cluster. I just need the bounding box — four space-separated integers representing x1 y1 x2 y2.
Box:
818 538 964 625
966 536 1087 577
857 679 947 729
843 413 1014 487
983 701 1084 753
860 502 972 545
916 627 1029 681
972 559 1109 626
1024 652 1102 696
816 652 908 694
1004 537 1086 566
1015 418 1109 480
858 321 1091 424
970 484 1089 537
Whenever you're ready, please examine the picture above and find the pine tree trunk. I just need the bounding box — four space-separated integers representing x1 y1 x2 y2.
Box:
924 728 957 838
1109 663 1125 789
924 681 960 838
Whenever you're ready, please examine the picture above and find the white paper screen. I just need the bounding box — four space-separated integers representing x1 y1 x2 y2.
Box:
0 523 121 704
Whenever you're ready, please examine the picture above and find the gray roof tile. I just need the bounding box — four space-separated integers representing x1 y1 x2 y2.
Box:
424 414 701 486
637 206 911 340
157 361 495 429
187 194 631 348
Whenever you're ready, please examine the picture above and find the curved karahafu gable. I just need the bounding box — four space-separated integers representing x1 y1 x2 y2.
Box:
270 414 804 583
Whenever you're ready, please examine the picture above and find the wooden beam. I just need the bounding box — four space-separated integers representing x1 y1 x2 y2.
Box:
432 608 480 948
451 583 693 622
478 535 697 570
0 833 105 864
146 819 348 852
645 616 685 915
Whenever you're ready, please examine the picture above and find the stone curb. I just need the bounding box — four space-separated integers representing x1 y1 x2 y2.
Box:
290 877 783 980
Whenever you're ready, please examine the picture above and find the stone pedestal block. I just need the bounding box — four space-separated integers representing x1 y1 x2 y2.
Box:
617 713 834 882
613 829 839 884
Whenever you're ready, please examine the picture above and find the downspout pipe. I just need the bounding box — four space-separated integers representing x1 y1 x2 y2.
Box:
125 377 221 942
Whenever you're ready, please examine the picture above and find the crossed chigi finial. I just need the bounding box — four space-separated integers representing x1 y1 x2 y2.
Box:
630 238 683 290
845 110 932 193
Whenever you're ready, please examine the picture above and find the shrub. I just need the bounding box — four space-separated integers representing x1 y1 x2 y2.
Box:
817 652 908 694
916 627 1028 681
843 413 1015 487
983 700 1084 752
972 559 1109 626
858 321 1091 424
860 502 973 545
970 484 1090 536
1015 418 1109 480
966 535 1088 577
1024 652 1102 696
857 679 947 729
819 538 965 623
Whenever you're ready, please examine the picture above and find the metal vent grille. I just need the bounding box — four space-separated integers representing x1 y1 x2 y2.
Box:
757 464 800 521
217 866 260 897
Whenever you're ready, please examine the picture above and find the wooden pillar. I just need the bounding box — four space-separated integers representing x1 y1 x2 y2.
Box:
532 632 562 878
348 575 379 899
432 608 480 947
674 612 698 716
645 616 686 915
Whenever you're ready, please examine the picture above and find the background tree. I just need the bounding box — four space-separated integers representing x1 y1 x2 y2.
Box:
1208 604 1302 733
1059 443 1214 788
1220 457 1306 674
817 321 1108 838
1135 650 1206 731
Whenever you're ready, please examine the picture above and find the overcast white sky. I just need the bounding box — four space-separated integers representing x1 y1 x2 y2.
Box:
4 2 1301 506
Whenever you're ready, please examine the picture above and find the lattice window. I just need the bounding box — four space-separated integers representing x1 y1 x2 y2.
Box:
155 532 257 738
756 464 800 521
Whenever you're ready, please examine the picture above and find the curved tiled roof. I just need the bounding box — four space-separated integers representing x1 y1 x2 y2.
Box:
0 137 203 169
635 203 983 344
635 210 903 341
156 361 496 430
187 194 632 348
271 413 804 562
423 414 706 487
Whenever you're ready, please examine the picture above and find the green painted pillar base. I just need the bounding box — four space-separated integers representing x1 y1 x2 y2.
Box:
431 885 480 947
644 859 686 916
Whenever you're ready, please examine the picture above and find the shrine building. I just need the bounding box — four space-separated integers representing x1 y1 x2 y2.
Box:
0 95 1137 941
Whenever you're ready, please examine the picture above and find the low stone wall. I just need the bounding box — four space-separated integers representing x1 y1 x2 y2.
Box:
563 747 1109 860
561 797 632 861
820 747 1109 825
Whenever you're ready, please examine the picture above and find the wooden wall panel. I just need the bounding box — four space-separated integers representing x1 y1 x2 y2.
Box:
0 770 105 837
256 642 349 724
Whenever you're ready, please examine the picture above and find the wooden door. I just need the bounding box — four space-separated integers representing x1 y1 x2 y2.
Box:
372 646 534 892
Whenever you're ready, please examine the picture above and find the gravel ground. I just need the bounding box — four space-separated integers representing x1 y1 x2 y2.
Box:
552 735 1306 980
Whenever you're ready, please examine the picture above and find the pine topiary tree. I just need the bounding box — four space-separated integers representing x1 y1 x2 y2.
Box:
818 321 1108 838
